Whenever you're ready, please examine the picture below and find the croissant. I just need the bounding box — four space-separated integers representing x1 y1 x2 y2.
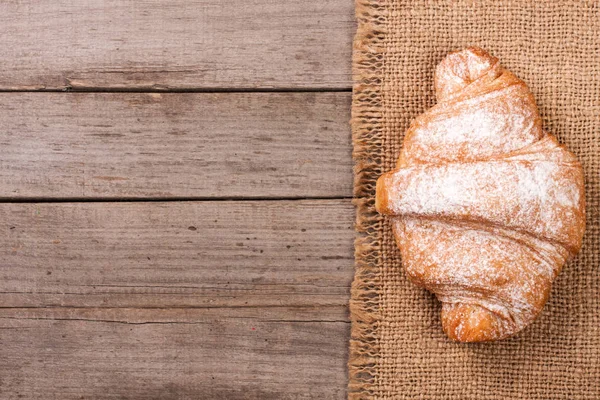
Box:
375 47 585 342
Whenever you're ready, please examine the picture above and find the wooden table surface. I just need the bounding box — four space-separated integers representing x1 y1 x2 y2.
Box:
0 1 355 399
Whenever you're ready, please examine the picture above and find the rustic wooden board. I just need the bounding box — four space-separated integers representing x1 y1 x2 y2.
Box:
0 308 349 399
0 0 353 90
0 199 353 398
0 200 354 308
0 92 352 199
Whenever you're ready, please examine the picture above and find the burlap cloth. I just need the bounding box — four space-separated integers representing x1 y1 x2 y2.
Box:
349 1 600 398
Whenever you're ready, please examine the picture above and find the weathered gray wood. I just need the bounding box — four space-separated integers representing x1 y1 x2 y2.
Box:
0 0 353 90
0 200 354 308
0 92 352 199
0 307 349 399
0 200 353 398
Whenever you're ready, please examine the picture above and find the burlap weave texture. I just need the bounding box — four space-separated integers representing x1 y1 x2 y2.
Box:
350 1 600 399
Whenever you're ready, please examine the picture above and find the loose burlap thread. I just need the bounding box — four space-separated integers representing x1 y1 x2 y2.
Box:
349 1 600 399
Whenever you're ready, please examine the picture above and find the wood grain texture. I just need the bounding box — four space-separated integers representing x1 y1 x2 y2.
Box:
0 0 353 90
0 200 353 398
0 200 354 308
0 308 348 399
0 92 352 199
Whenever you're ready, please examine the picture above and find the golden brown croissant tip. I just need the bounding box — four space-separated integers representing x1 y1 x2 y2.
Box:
434 47 500 100
442 303 512 343
374 173 393 214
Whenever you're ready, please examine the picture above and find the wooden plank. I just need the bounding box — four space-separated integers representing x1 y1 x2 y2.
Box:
0 200 354 308
0 307 349 399
0 92 352 199
0 0 354 90
0 200 353 398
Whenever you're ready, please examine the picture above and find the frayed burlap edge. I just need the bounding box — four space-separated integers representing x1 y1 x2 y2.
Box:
348 0 388 398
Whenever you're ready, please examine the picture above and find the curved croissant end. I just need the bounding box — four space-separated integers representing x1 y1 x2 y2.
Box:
376 47 585 342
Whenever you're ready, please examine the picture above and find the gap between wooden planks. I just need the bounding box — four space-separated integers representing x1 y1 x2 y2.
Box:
0 199 354 399
0 0 354 91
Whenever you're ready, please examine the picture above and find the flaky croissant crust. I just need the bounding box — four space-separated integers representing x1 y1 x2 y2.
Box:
376 47 585 342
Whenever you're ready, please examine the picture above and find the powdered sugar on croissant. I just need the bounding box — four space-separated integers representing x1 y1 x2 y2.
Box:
376 47 585 342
